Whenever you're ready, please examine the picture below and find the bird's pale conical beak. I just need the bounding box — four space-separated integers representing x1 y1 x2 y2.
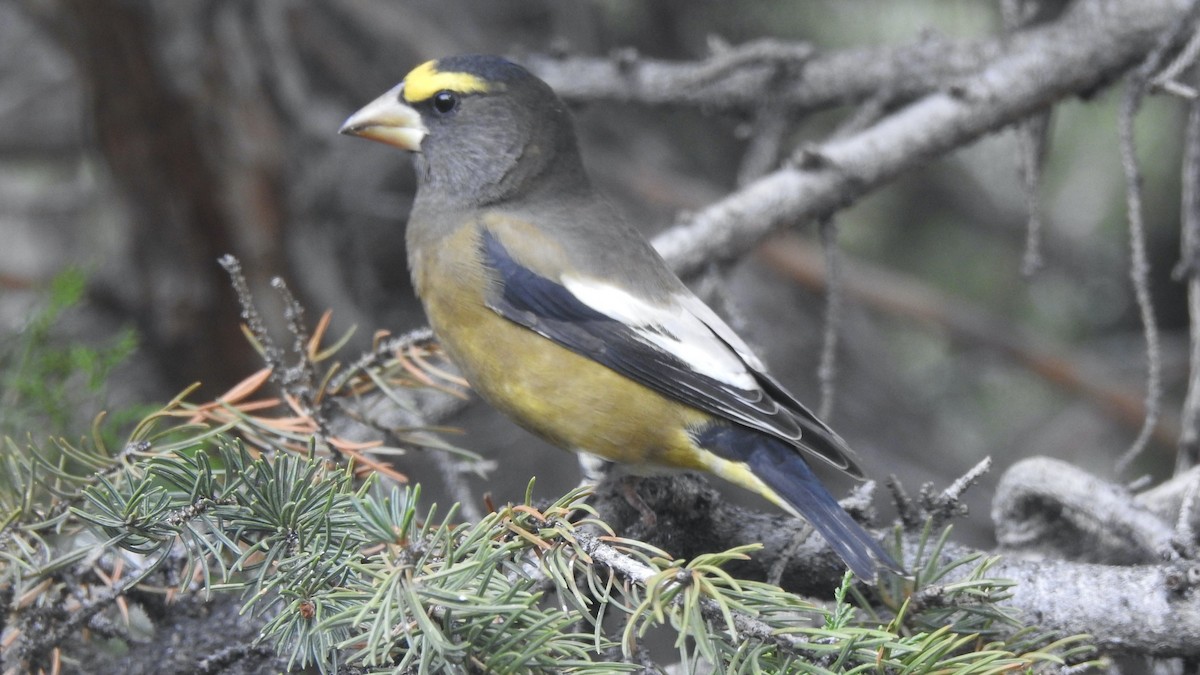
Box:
339 83 427 152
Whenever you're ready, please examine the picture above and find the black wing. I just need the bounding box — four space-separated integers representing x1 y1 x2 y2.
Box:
480 229 861 476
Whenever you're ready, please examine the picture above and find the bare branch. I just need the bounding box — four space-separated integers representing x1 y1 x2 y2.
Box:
922 456 992 528
646 0 1193 279
1175 474 1200 555
1113 14 1187 472
1151 13 1200 97
525 31 992 114
993 457 1177 564
218 255 283 372
972 546 1200 658
887 474 921 531
1180 71 1200 471
1015 112 1050 277
1138 466 1200 535
735 106 791 187
1000 0 1056 278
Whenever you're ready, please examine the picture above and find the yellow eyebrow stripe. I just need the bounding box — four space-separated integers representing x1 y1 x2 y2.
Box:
403 61 492 103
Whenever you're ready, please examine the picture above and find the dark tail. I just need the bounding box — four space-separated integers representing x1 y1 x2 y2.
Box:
746 437 903 580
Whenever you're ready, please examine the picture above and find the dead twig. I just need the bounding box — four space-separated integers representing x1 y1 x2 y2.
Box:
757 233 1181 447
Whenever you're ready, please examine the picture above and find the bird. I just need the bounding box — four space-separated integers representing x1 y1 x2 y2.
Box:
339 54 901 579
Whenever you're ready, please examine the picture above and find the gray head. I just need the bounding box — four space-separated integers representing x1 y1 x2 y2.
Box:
340 55 589 207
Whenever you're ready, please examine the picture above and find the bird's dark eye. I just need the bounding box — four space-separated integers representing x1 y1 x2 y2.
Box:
432 91 459 114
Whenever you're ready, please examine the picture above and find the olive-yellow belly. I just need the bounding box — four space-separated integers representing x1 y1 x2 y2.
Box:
411 226 711 471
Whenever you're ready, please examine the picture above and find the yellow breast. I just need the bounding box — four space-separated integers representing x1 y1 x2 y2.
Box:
411 222 710 470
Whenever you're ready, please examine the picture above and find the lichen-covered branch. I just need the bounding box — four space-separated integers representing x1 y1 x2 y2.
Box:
993 457 1178 564
596 465 1200 660
525 35 994 114
980 549 1200 658
641 0 1191 278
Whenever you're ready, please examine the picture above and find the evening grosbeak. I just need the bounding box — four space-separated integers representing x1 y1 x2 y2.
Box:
340 55 901 579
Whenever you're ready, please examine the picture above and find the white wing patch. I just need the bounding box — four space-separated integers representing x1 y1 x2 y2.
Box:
561 276 761 391
676 294 766 372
